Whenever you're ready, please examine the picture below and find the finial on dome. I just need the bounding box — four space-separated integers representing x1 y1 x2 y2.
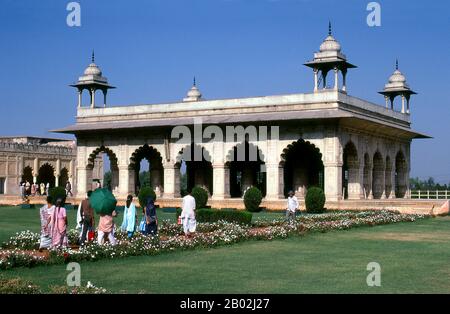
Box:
92 50 95 63
193 76 196 87
395 59 398 70
328 21 332 36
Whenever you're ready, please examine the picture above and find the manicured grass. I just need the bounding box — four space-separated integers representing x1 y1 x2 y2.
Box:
1 206 450 293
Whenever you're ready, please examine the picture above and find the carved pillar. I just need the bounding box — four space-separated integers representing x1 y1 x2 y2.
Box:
334 67 339 90
313 68 319 92
266 163 284 200
90 88 95 108
163 163 180 198
78 89 82 108
212 163 230 199
118 165 134 197
76 166 91 198
323 129 342 201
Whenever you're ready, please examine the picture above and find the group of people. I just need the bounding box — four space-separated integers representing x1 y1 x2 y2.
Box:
20 181 73 201
38 188 298 250
20 181 50 200
39 196 68 250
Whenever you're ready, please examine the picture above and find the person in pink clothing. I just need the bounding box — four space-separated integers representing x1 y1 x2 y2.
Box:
50 198 68 248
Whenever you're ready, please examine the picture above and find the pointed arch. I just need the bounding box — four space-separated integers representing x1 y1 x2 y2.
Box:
372 151 385 199
177 143 213 196
37 163 55 188
87 145 118 191
385 156 392 198
129 144 164 196
280 139 323 198
226 141 266 197
343 141 359 199
363 153 371 198
395 150 408 198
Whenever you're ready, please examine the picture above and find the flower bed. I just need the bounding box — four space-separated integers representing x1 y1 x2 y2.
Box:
0 210 429 270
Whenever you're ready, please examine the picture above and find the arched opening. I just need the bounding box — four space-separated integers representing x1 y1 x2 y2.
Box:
342 141 359 199
227 141 265 198
22 166 33 184
87 146 118 192
372 151 385 199
59 168 69 188
37 163 55 188
363 153 371 198
178 143 213 196
281 139 323 198
385 156 392 198
129 145 164 197
395 151 407 198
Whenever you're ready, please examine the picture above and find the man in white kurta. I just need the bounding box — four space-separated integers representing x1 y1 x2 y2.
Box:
181 192 196 237
286 191 299 223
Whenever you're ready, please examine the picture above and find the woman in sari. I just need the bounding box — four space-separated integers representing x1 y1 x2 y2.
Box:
121 194 137 239
50 198 68 248
143 197 157 236
39 196 54 250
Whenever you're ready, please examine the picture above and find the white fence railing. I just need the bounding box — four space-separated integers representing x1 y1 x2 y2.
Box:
410 190 450 200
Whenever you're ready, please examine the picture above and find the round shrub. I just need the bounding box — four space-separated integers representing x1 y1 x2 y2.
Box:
191 186 209 209
305 186 326 213
48 186 67 205
138 186 157 209
244 187 263 212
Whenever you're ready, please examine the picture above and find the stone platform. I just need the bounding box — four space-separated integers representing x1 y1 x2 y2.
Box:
1 195 448 216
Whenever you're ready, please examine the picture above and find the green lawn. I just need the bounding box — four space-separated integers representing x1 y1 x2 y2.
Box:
2 206 450 293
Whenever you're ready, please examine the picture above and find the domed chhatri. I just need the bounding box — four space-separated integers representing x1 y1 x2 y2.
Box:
83 63 102 76
319 35 341 52
379 60 416 114
183 77 202 102
70 51 115 108
304 22 356 93
319 23 341 52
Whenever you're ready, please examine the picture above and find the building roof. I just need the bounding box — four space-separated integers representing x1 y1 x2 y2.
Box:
52 91 429 139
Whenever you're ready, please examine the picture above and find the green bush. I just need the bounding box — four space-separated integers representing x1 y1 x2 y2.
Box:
176 208 252 225
0 277 41 294
305 186 326 213
243 187 263 212
191 186 209 209
138 186 157 209
48 186 67 205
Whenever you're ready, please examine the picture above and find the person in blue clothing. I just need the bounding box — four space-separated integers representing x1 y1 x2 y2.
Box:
121 194 137 239
143 196 158 236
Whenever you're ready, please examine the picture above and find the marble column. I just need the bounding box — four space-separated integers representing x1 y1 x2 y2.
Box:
212 163 230 199
118 165 134 197
163 164 180 198
265 163 284 200
324 164 342 201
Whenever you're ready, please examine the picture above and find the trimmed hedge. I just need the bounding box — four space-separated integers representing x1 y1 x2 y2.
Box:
191 186 208 209
305 186 326 213
138 187 157 209
48 187 67 205
243 187 263 212
176 208 253 225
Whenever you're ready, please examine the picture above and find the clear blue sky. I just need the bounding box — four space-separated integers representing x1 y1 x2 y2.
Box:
0 0 449 183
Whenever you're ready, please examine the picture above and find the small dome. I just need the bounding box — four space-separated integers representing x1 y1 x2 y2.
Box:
183 79 202 102
319 35 341 52
388 69 406 83
84 63 102 76
187 86 201 98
